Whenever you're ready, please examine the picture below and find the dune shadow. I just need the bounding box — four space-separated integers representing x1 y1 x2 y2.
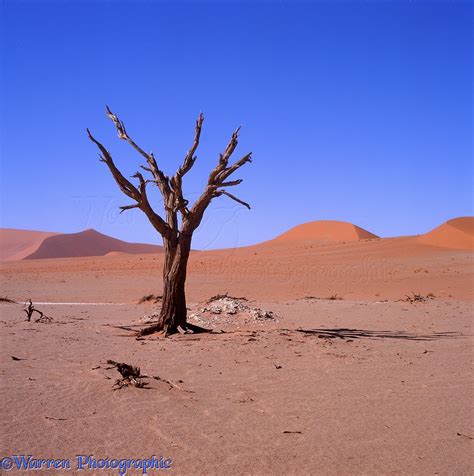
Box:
295 328 463 341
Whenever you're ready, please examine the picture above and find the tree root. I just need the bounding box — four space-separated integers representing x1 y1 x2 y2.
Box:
137 321 212 337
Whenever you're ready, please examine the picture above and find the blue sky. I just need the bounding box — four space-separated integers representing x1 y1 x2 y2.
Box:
1 0 472 249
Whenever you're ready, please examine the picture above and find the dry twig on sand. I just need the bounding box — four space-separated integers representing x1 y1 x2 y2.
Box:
326 294 343 300
106 360 147 389
208 292 249 302
402 292 435 304
23 300 53 323
0 296 17 303
137 294 162 304
106 360 194 392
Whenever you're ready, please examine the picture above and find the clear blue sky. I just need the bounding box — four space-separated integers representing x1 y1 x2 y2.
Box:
1 0 472 249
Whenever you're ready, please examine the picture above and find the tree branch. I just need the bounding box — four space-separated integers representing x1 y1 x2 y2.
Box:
216 152 252 183
183 126 252 234
119 204 140 214
170 113 204 216
207 126 241 185
87 129 140 201
89 110 252 243
217 179 243 187
106 105 151 161
214 190 251 210
176 113 204 179
105 106 172 200
86 128 171 238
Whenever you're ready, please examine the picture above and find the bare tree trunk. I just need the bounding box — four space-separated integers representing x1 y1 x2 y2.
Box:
158 236 191 334
138 236 192 336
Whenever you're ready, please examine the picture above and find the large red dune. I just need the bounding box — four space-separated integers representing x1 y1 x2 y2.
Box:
272 220 379 243
0 228 61 261
0 228 163 261
24 228 162 260
418 217 474 250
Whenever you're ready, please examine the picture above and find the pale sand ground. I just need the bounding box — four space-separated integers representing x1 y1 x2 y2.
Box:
0 237 473 474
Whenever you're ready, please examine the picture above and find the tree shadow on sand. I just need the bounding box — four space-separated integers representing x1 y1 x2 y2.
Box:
295 328 462 341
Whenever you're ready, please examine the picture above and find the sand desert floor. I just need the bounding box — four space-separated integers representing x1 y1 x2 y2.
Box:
0 238 473 474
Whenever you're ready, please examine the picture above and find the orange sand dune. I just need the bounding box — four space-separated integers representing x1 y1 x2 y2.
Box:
24 228 162 260
3 228 471 302
418 217 474 250
272 220 379 243
0 228 60 261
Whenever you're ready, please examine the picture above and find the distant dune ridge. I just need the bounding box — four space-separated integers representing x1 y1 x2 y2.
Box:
418 217 474 250
0 229 61 261
273 220 379 243
0 217 472 261
0 228 162 261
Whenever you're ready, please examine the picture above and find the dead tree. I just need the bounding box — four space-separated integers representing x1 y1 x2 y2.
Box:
23 299 52 323
87 107 252 335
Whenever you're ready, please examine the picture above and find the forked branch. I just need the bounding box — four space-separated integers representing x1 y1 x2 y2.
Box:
170 113 204 216
216 152 253 182
88 108 252 240
105 106 172 199
184 126 252 232
86 128 171 238
87 129 141 202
